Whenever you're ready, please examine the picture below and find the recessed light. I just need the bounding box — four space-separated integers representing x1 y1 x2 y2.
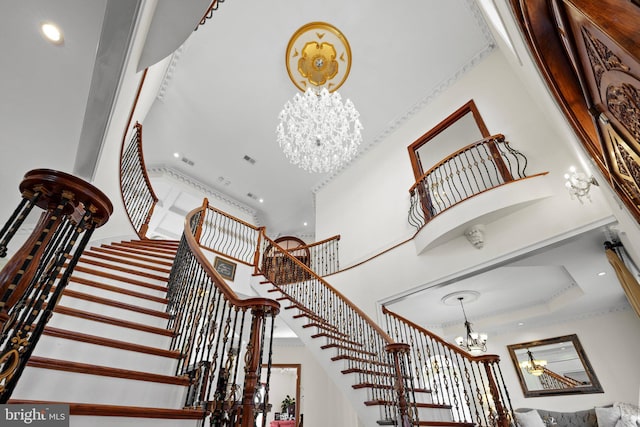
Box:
173 152 180 158
597 271 606 276
259 198 264 203
517 322 524 326
303 222 308 226
41 22 64 45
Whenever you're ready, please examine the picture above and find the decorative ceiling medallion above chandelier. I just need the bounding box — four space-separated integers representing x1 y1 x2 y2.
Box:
277 22 362 174
285 21 352 92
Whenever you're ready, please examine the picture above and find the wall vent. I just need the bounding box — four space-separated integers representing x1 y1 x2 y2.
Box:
243 155 256 165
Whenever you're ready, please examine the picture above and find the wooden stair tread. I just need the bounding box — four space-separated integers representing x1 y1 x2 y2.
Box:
68 275 169 304
415 422 475 427
8 400 204 419
341 368 395 377
78 257 170 281
321 343 371 355
311 332 362 347
365 400 445 409
331 354 391 367
42 327 181 359
82 250 172 274
54 305 175 337
72 265 168 292
61 287 170 319
91 246 174 267
26 356 189 385
302 322 345 335
113 241 178 256
101 244 176 261
354 383 431 393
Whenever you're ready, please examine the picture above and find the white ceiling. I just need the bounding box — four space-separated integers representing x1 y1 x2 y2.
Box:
140 0 494 238
0 1 631 343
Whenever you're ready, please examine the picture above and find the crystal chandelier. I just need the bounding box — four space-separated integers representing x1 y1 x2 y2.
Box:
278 22 362 173
277 87 362 173
520 349 547 376
454 297 488 355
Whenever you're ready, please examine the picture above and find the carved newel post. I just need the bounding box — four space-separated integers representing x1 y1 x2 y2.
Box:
0 169 112 402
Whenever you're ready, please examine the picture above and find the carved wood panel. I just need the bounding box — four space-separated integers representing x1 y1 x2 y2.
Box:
560 0 640 217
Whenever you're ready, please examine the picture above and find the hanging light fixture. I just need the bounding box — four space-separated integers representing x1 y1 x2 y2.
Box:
520 349 547 376
277 22 362 173
564 166 598 203
454 296 488 355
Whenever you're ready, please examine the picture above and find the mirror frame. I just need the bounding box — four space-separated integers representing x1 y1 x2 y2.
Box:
262 363 301 422
407 99 490 180
507 334 604 397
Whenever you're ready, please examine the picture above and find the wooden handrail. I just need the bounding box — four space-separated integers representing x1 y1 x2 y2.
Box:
185 207 280 312
382 305 500 363
262 232 394 344
287 234 341 252
205 204 262 232
409 134 505 194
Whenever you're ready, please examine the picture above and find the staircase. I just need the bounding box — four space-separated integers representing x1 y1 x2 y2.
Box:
252 276 470 427
8 238 206 426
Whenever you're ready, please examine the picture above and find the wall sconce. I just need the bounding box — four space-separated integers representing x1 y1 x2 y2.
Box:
564 166 598 203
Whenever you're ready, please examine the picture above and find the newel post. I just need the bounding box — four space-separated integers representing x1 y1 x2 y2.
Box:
253 227 265 276
0 169 112 402
240 304 272 427
193 198 208 243
386 342 413 427
480 356 510 427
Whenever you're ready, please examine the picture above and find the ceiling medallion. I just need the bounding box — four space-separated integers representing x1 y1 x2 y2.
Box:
278 22 362 174
285 22 352 93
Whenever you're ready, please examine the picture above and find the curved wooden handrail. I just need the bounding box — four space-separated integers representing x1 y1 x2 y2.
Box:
382 305 500 363
19 169 113 226
409 133 506 194
290 234 341 251
185 207 279 313
262 232 393 343
118 73 159 239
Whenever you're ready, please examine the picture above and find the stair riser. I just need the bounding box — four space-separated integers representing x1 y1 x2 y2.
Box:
12 368 187 408
70 417 202 427
59 294 168 329
415 407 452 422
66 282 166 311
32 335 178 375
47 313 173 349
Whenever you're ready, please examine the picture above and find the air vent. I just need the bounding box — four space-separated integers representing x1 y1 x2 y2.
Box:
243 155 256 165
181 157 194 166
217 176 231 186
247 193 258 200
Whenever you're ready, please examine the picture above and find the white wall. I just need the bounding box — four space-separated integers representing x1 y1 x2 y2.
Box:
316 49 615 318
490 308 640 410
269 342 361 427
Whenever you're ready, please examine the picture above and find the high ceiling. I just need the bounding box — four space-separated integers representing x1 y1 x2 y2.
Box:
0 1 630 341
140 0 494 238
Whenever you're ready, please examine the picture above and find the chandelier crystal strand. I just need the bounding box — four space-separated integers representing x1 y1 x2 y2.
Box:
277 87 363 173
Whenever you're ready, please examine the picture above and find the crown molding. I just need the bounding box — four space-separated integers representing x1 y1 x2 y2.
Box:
147 165 261 225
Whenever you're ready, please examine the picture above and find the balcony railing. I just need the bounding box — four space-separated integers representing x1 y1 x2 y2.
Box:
408 134 528 229
120 122 158 239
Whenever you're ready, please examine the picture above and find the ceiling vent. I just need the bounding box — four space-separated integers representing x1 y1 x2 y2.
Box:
181 157 194 166
247 193 258 200
243 155 256 165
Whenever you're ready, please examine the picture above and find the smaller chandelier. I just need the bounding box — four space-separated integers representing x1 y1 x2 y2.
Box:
520 349 547 376
454 297 487 355
564 166 598 203
277 87 362 173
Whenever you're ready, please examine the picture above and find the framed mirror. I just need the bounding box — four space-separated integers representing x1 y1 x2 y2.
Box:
407 99 490 180
507 334 603 397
